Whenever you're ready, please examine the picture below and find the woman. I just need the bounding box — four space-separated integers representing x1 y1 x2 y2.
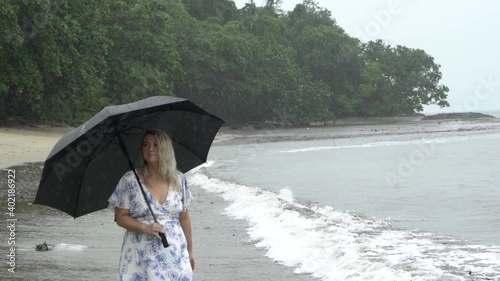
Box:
108 129 194 280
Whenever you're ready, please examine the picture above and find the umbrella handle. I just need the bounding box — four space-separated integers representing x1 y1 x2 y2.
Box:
159 233 169 248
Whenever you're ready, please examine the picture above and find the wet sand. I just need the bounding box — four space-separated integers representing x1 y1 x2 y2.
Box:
1 117 499 280
0 126 317 280
0 163 316 281
0 127 73 169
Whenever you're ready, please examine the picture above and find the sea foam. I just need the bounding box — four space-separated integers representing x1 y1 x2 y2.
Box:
189 170 500 281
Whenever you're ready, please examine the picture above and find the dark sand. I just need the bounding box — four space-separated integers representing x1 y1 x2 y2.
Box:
2 116 499 280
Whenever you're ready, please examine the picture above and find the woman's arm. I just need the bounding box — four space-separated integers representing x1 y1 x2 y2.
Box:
115 207 165 238
180 211 195 269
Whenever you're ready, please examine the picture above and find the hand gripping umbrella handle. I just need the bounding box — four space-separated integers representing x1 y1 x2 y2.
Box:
159 233 169 248
115 126 169 248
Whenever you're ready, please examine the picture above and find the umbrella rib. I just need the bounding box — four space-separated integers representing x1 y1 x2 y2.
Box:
85 125 138 164
170 138 208 164
88 139 113 163
87 133 120 163
73 128 122 216
74 126 135 216
73 144 100 217
117 110 165 129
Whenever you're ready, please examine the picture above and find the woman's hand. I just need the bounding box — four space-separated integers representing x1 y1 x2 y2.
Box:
115 208 165 240
143 222 165 239
189 254 195 270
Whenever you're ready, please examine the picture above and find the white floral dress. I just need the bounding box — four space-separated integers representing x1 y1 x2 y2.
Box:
108 170 193 281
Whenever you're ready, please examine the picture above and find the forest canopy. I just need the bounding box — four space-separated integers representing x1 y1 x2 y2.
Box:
0 0 449 126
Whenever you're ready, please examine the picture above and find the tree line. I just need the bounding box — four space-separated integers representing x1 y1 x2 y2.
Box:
0 0 450 126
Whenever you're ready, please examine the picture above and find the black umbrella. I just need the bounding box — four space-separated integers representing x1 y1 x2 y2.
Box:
34 96 224 247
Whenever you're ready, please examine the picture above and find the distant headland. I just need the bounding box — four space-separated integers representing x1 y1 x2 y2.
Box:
422 112 496 120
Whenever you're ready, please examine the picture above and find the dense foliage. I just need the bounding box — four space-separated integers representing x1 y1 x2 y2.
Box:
0 0 449 126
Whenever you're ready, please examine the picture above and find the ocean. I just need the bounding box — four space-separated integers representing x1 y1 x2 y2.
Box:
192 115 500 281
1 115 499 281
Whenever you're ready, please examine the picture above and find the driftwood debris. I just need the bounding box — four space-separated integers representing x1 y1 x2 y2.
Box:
35 242 53 251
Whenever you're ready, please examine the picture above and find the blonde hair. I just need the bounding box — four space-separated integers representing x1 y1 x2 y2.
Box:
139 129 181 192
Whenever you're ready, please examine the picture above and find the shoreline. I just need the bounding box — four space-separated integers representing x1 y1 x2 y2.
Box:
0 162 317 281
1 117 500 280
0 127 73 169
2 116 499 168
0 126 321 280
215 116 500 145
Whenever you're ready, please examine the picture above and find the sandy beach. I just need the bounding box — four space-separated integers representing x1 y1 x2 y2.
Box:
0 126 317 281
0 127 73 169
2 116 499 280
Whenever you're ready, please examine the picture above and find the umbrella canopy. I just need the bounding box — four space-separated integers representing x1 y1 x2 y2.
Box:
34 96 224 218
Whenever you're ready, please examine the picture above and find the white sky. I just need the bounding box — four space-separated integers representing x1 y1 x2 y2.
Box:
234 0 500 113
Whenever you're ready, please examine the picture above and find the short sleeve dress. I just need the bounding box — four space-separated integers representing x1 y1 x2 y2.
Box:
108 170 194 281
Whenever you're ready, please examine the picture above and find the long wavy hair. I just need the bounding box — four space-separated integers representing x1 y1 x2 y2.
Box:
139 129 181 192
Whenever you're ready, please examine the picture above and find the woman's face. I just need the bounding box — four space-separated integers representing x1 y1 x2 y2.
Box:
141 134 159 164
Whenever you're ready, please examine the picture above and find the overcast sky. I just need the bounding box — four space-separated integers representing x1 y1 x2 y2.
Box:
234 0 500 113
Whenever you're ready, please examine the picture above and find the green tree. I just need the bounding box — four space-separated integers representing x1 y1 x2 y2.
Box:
357 60 396 116
285 0 337 29
284 1 363 117
182 0 237 23
391 45 449 113
0 0 450 125
102 0 183 105
174 7 333 125
240 11 333 124
360 40 449 116
0 0 110 124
